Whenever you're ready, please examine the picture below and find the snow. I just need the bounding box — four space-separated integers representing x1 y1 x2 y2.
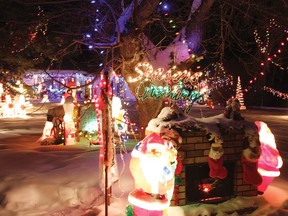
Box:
146 106 259 147
0 105 288 216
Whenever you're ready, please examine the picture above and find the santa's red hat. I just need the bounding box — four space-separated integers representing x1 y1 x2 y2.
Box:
67 80 76 88
140 133 167 153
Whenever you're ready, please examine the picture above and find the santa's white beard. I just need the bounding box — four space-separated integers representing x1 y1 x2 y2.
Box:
139 155 167 194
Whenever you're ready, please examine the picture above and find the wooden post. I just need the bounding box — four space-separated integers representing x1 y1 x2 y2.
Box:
100 67 114 216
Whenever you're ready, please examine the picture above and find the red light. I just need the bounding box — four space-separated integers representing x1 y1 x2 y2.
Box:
203 186 210 193
200 183 214 193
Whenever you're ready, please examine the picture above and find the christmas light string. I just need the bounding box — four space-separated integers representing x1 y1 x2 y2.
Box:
252 19 288 97
251 19 288 87
11 6 48 54
254 19 288 70
201 62 233 91
263 86 288 99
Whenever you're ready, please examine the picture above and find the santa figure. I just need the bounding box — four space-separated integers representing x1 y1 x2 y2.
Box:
128 133 178 216
66 78 78 102
255 121 283 193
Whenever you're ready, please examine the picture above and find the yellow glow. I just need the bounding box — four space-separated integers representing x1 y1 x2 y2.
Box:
129 62 202 85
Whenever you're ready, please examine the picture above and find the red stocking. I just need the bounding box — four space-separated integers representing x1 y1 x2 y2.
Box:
208 156 228 179
208 144 227 179
241 155 262 186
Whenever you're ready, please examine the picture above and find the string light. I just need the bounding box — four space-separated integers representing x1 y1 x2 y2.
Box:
11 6 48 53
254 19 288 71
263 86 288 99
252 19 288 98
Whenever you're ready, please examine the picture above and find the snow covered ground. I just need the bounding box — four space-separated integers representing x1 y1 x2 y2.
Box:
0 105 288 216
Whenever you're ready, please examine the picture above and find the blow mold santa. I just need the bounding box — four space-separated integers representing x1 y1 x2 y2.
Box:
256 121 283 193
128 132 178 216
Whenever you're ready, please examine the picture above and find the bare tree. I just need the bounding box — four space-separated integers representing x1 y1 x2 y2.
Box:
1 0 288 128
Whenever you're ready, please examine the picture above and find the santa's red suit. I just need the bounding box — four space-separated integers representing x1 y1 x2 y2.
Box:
128 133 177 216
255 121 283 193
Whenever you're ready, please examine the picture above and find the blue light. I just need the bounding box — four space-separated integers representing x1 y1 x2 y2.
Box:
88 45 93 49
162 4 169 11
91 0 96 3
100 50 104 54
99 63 103 67
86 34 91 38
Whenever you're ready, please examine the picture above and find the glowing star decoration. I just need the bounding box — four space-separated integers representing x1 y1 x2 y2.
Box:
255 121 283 193
128 133 177 215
